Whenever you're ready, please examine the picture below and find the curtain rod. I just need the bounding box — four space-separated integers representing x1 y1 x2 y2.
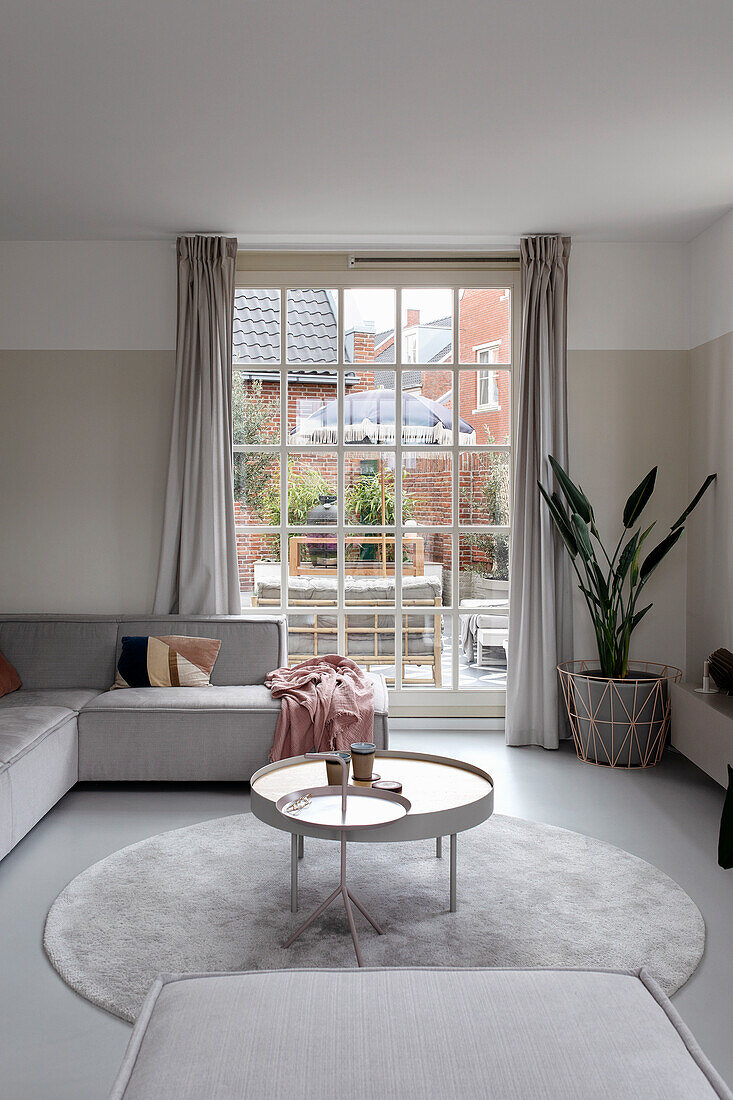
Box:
348 254 518 267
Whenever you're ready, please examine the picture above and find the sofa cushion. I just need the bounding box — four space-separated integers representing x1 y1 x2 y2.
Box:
0 707 76 767
77 688 281 782
0 619 118 689
0 649 21 697
0 689 102 712
84 685 280 712
109 967 732 1100
113 636 222 689
115 618 285 687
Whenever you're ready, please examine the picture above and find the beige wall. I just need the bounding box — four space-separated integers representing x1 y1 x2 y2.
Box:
684 209 733 681
685 332 733 679
0 351 176 612
567 351 690 673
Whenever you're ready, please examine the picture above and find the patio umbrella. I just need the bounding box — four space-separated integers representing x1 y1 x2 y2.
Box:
289 388 476 446
290 388 475 574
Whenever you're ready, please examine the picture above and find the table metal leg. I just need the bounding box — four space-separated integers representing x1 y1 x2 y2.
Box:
436 836 442 858
290 833 299 913
284 830 381 966
298 834 304 860
450 833 457 912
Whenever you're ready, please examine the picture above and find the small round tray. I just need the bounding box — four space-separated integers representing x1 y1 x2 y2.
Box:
276 785 411 830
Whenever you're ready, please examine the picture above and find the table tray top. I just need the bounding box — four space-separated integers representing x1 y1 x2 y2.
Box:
252 750 493 830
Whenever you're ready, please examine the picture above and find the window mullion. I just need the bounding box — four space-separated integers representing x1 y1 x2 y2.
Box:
451 285 460 692
279 288 288 624
394 286 403 691
337 289 346 657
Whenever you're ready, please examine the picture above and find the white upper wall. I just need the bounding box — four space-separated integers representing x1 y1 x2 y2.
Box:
567 242 690 351
689 208 733 348
0 238 698 354
0 241 176 350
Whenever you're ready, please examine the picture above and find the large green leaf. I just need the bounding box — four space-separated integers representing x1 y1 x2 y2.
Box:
538 482 578 558
639 528 683 585
623 467 657 528
615 533 639 590
548 456 592 524
629 603 653 632
571 512 594 560
670 473 717 531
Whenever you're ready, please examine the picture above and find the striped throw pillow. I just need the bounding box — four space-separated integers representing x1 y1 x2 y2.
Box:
112 636 221 689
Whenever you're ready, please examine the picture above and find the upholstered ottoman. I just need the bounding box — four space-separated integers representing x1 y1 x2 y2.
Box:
109 967 731 1099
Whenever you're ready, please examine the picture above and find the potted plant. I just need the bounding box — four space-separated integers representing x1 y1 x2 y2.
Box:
539 458 715 767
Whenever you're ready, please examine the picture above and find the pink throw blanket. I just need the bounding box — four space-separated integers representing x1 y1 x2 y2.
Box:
266 655 375 762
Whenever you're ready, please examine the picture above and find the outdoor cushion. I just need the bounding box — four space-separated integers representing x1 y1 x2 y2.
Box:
109 967 732 1100
0 689 102 712
257 575 441 604
0 706 76 767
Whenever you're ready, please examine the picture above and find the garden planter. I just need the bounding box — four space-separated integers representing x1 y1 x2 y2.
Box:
558 660 682 768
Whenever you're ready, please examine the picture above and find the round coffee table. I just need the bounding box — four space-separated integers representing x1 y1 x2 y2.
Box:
250 749 494 916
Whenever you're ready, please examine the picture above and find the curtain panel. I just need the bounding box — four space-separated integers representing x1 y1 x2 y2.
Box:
154 235 240 615
506 235 573 748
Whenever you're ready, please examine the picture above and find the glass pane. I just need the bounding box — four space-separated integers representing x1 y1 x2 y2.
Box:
286 289 338 364
459 533 511 602
401 289 453 364
345 370 396 442
458 612 508 690
238 532 280 608
399 368 455 443
345 569 395 608
413 531 452 606
401 611 445 688
287 532 340 586
345 451 396 526
287 612 337 663
403 451 452 526
346 613 395 680
287 371 338 443
233 289 280 364
458 369 511 444
232 372 280 445
459 451 510 525
233 453 280 524
344 288 395 364
286 454 338 525
459 288 511 364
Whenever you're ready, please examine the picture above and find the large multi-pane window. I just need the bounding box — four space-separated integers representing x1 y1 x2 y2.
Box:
232 266 517 704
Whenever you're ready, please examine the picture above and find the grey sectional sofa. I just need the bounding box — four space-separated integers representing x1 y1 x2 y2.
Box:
0 614 389 862
110 967 733 1099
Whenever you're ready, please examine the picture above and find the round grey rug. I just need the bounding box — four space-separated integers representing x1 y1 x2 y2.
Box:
44 813 704 1022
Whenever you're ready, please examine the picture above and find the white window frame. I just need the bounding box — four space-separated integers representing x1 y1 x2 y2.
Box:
474 341 501 411
232 257 519 718
404 330 418 364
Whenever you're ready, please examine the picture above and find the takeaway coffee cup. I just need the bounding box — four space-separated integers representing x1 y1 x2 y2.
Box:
350 742 376 781
325 752 351 786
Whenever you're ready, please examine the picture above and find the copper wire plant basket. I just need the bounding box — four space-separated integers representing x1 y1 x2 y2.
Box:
558 660 683 768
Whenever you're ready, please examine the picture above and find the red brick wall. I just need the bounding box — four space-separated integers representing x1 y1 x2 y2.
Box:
458 288 511 445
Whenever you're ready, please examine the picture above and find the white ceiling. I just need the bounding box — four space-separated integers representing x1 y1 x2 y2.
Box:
1 0 731 243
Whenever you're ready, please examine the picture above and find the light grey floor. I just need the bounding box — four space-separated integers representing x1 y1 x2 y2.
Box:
0 731 730 1099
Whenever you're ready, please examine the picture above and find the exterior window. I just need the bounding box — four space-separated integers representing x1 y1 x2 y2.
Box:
233 277 516 700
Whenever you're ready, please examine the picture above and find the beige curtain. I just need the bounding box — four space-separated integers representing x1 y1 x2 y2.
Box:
506 235 573 747
153 235 240 615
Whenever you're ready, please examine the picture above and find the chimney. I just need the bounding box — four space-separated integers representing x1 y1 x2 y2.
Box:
351 324 375 362
406 308 420 327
